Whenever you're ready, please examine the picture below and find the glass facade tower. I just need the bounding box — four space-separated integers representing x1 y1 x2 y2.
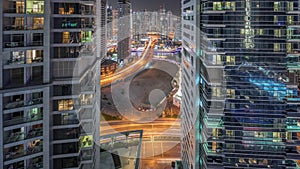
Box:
181 0 300 169
0 0 102 169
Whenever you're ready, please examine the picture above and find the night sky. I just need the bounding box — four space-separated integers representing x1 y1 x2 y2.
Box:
109 0 181 16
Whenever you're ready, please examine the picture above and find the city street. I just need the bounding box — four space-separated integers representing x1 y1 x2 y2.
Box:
101 119 181 169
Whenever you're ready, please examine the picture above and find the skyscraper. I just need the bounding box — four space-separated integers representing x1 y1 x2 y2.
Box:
181 0 300 169
117 0 131 63
0 0 102 168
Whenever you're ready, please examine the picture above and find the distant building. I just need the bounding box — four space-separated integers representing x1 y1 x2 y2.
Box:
100 59 119 78
117 0 132 63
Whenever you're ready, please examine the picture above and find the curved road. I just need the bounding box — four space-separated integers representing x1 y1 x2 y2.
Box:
101 40 156 87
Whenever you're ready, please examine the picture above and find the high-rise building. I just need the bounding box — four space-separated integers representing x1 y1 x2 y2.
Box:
181 0 300 169
112 9 119 41
117 0 131 63
0 0 102 169
107 5 113 41
107 7 118 42
181 1 200 169
101 0 107 58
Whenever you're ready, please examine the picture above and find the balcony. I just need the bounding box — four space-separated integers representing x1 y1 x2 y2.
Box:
4 140 43 161
53 128 79 140
4 42 24 48
4 25 25 31
6 52 44 66
4 98 43 110
26 8 44 14
3 8 25 14
79 110 93 121
4 127 43 144
80 45 95 57
80 94 93 106
53 142 79 155
4 160 24 169
53 114 79 126
4 113 43 127
54 20 94 30
4 41 43 48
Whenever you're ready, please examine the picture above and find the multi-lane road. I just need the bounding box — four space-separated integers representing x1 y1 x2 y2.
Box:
100 118 181 169
101 40 156 87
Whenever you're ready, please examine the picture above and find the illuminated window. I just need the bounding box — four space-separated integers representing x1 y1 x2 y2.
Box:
212 128 220 137
212 87 222 97
273 132 282 142
274 29 282 38
32 17 44 30
212 142 216 152
81 31 93 42
226 56 235 65
80 135 93 148
274 43 280 51
212 55 222 65
287 2 294 11
239 158 246 164
274 2 279 11
16 1 25 13
63 32 70 43
58 99 74 111
15 17 24 29
26 0 44 14
249 159 257 164
287 43 292 53
226 89 235 98
256 29 264 35
240 29 245 35
274 15 278 23
287 16 293 25
226 130 234 136
286 132 292 140
224 2 231 10
213 2 222 11
59 8 65 14
287 29 293 39
231 2 236 11
262 159 268 165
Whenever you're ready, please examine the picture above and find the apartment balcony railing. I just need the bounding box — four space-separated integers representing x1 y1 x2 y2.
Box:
80 154 92 161
81 99 93 106
3 7 44 14
3 8 25 14
26 8 44 14
81 85 95 92
27 162 43 169
4 42 24 48
59 22 94 29
27 41 43 47
54 119 79 126
3 114 43 127
4 25 24 31
6 57 43 65
79 111 93 121
4 24 44 31
80 45 95 57
4 143 43 161
4 98 43 110
4 128 43 144
4 41 43 48
53 129 79 140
